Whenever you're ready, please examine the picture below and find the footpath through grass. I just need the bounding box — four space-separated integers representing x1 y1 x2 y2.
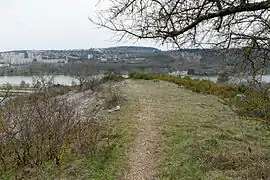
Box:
116 79 270 179
3 78 270 179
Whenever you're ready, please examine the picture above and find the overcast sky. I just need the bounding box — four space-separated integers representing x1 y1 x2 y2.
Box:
0 0 165 52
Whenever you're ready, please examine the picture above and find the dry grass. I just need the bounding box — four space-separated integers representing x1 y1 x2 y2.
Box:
130 73 270 123
3 78 270 179
116 80 270 179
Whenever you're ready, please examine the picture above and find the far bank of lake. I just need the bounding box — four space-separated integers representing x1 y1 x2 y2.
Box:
0 75 270 87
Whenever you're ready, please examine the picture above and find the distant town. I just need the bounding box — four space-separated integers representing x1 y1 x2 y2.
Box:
0 46 248 76
0 47 161 67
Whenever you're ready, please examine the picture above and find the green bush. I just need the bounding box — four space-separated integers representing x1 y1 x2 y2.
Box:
130 72 270 123
131 73 235 98
233 89 270 121
102 71 124 82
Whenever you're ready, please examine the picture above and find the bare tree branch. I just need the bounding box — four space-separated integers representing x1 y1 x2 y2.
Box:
91 0 270 83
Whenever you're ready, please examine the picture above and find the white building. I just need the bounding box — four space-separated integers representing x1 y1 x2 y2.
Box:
27 52 34 59
88 54 94 59
0 64 9 67
169 71 188 76
99 58 107 63
0 51 70 65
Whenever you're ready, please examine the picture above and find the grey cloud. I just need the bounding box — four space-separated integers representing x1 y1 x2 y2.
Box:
0 0 164 51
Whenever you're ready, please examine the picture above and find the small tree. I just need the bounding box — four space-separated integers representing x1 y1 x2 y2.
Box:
71 80 77 86
33 80 41 88
32 75 55 90
187 69 195 75
73 63 93 91
20 81 26 87
217 71 230 84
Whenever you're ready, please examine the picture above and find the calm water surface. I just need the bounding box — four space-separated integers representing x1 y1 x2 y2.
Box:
0 75 78 86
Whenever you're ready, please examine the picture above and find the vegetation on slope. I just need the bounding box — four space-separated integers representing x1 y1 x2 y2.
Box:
1 73 270 179
114 80 270 179
130 72 270 124
153 81 270 179
0 76 126 179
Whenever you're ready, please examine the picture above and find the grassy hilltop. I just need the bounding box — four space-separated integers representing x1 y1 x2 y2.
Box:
1 73 270 179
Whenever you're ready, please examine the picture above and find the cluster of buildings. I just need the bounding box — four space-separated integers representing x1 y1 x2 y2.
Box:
0 51 69 66
0 47 161 67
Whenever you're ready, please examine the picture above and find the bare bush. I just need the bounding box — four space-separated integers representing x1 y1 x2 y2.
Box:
102 71 124 82
0 92 102 178
81 77 103 92
0 72 126 178
103 85 123 110
73 62 94 91
32 75 55 89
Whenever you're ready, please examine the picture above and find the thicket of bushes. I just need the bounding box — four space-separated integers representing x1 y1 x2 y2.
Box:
130 72 270 124
0 77 123 179
102 71 124 82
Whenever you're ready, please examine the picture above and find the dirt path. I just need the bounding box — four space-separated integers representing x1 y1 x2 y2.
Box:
117 79 270 180
121 80 182 180
122 98 158 180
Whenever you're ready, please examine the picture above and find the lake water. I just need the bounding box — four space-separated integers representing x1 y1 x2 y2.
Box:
0 75 78 86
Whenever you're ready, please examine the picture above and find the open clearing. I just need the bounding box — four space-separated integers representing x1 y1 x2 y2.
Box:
117 79 270 180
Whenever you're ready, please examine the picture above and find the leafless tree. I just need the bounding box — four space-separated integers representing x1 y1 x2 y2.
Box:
91 0 270 82
92 0 269 47
73 62 93 90
32 75 55 89
73 62 104 91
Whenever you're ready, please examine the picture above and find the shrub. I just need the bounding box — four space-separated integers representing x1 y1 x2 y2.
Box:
81 78 102 92
0 91 103 177
103 86 123 109
217 71 230 84
232 89 270 122
130 72 270 123
102 71 124 82
0 74 126 178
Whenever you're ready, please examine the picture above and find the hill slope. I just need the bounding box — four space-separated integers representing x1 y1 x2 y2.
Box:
115 79 270 179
